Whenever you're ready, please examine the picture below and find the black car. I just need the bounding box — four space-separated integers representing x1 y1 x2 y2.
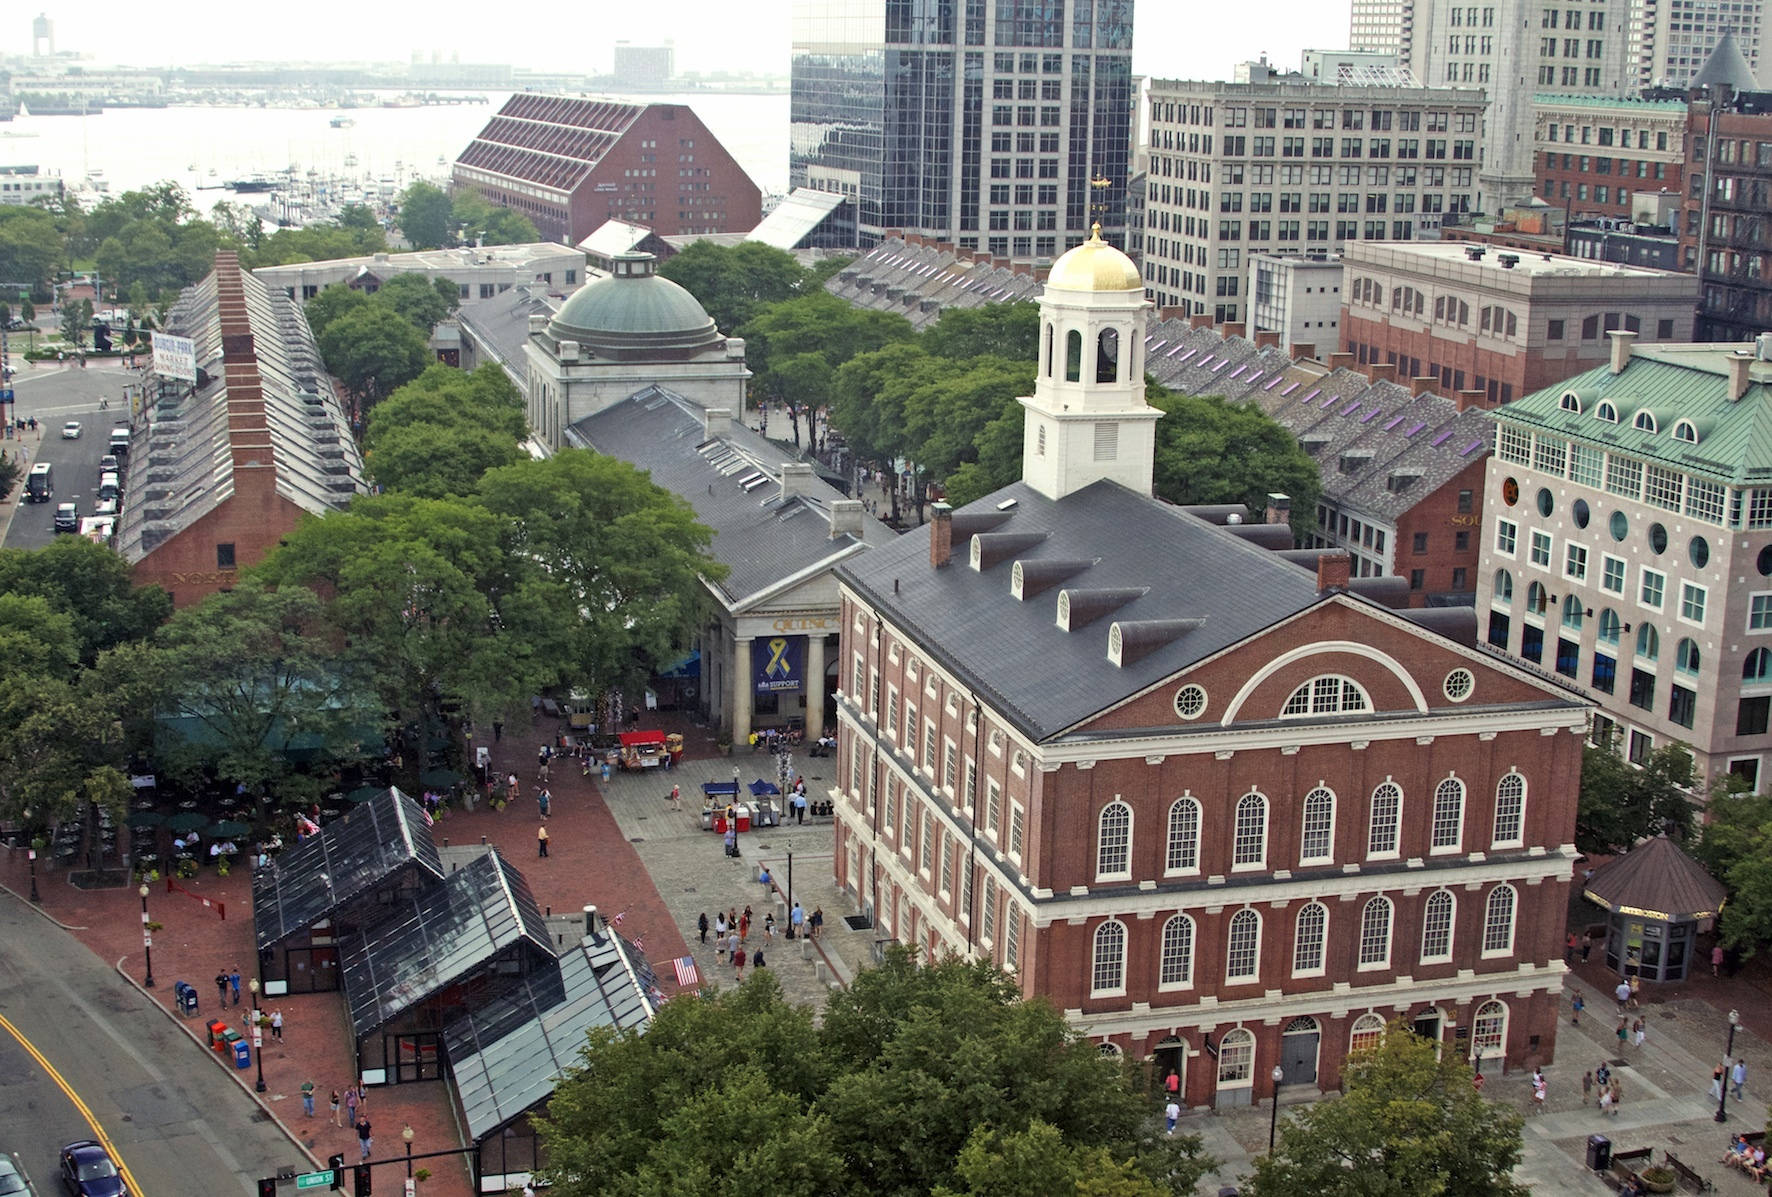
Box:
57 1142 124 1197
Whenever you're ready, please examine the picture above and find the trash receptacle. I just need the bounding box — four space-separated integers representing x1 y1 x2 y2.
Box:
232 1038 251 1070
1586 1134 1611 1171
208 1020 229 1051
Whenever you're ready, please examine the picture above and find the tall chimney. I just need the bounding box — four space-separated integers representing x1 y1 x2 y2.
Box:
1368 362 1397 384
1328 352 1355 372
929 502 953 569
1289 342 1316 361
829 498 865 539
1316 551 1352 593
1727 350 1754 401
1265 493 1292 525
1222 321 1247 341
703 407 733 439
1190 313 1214 329
1412 375 1438 397
780 462 815 499
1254 330 1281 350
1608 328 1637 375
1457 390 1488 412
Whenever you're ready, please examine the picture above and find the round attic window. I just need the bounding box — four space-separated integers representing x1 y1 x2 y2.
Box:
1174 685 1208 721
1443 669 1475 703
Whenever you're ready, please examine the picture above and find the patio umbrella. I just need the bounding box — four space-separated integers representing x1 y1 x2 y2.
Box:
126 810 166 830
347 786 385 804
749 779 781 796
420 768 461 788
207 819 251 838
166 811 208 833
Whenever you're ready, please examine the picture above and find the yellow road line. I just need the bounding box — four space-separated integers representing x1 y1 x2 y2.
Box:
0 1010 143 1196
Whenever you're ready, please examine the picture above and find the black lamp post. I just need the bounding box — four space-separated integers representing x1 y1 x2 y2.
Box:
402 1124 414 1178
27 844 40 904
249 978 266 1093
1715 1009 1740 1122
1268 1065 1284 1151
138 883 155 987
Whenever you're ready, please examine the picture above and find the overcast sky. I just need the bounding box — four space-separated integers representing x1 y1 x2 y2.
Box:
30 2 1352 83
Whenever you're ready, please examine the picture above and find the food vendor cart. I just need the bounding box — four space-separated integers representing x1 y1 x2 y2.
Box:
618 730 668 771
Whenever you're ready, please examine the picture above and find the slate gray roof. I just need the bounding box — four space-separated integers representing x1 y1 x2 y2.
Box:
836 479 1326 741
570 386 895 608
458 284 560 388
827 238 1042 329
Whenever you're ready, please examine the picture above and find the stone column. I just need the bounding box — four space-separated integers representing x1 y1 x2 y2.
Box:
732 634 754 745
804 633 827 741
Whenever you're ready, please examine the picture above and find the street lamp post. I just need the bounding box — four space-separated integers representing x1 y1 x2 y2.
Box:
1714 1009 1740 1122
248 977 266 1093
403 1124 414 1179
138 884 155 987
1269 1065 1284 1151
27 845 40 904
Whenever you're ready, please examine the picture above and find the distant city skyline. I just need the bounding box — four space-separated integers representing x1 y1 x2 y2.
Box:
20 2 1353 83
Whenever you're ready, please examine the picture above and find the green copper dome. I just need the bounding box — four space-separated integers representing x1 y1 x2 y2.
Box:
547 251 723 359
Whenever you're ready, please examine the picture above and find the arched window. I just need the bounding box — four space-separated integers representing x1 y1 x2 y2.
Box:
1596 401 1619 423
1349 1012 1387 1055
1420 889 1455 962
1233 792 1268 868
1368 781 1402 857
1358 896 1393 968
1493 568 1514 603
1065 328 1083 382
1091 919 1127 994
1745 647 1772 682
1472 999 1508 1061
1483 885 1517 954
1096 327 1120 383
1493 773 1526 846
1562 596 1584 630
1559 391 1583 414
1293 902 1328 975
1097 1041 1122 1057
1226 908 1261 981
1599 608 1623 645
1166 797 1201 874
1672 419 1699 443
1636 622 1659 661
1280 675 1371 717
1096 801 1131 880
1300 787 1335 863
1676 637 1701 677
1525 581 1548 616
1218 1027 1255 1086
1633 409 1659 433
1159 914 1195 988
1431 777 1465 851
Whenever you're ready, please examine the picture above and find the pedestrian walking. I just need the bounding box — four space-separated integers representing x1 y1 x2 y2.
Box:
1614 979 1631 1012
537 824 550 857
811 907 824 940
741 906 753 942
1608 1081 1622 1115
1599 1086 1614 1117
753 947 766 970
764 912 775 940
1532 1070 1546 1112
1713 943 1726 977
1164 1099 1181 1134
793 790 807 824
733 946 747 981
1632 1017 1645 1049
1566 932 1578 964
356 1116 373 1160
538 743 551 773
229 967 241 1006
1732 1058 1747 1099
330 1089 342 1126
492 719 503 742
301 1080 316 1117
215 972 229 1005
1582 1071 1593 1105
715 912 728 941
1712 1064 1727 1101
698 912 709 943
271 1009 284 1041
345 1085 359 1126
790 901 805 938
670 784 681 811
723 825 737 856
727 930 740 962
1616 1018 1629 1050
1629 974 1641 1008
538 788 551 819
507 773 520 802
1581 938 1592 963
1572 992 1585 1025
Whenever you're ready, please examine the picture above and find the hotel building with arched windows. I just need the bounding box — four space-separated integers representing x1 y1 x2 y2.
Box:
830 227 1590 1107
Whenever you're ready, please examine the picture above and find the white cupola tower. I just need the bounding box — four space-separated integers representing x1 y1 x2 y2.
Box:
1019 224 1160 501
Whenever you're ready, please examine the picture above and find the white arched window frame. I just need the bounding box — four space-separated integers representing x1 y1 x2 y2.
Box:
1431 776 1465 853
1159 914 1195 990
1482 884 1517 956
1226 908 1262 981
1165 796 1201 875
1091 919 1127 996
1218 1027 1255 1087
1358 895 1393 970
1492 773 1526 847
1292 902 1328 977
1349 1012 1387 1055
1420 889 1455 963
1300 786 1336 864
1281 674 1372 717
1096 801 1132 881
1233 792 1268 870
1472 999 1508 1063
1367 781 1402 858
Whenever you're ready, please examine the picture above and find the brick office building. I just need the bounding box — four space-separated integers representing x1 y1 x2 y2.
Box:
1534 94 1688 221
452 95 761 245
1341 240 1696 407
830 230 1589 1108
1678 52 1772 341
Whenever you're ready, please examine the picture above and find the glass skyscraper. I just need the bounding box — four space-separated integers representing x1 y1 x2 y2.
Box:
791 0 1134 262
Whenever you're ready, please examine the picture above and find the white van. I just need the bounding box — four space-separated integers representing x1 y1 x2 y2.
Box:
97 471 120 503
25 461 52 502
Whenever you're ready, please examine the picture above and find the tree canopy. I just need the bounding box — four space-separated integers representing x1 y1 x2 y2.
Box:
537 949 1210 1197
1693 777 1772 958
396 181 454 250
1575 738 1695 856
363 363 528 497
657 239 818 334
1244 1020 1526 1197
1147 385 1322 534
316 303 433 407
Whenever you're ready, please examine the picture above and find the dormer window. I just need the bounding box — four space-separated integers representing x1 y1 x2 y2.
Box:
1559 392 1582 414
1595 401 1619 423
1672 419 1698 444
1633 410 1658 433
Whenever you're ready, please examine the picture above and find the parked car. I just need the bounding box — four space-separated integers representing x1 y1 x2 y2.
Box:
60 421 81 440
53 502 78 533
98 455 118 475
91 498 118 519
57 1141 124 1197
0 1151 35 1195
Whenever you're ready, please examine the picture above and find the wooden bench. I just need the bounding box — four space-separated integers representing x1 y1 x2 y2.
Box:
1665 1150 1712 1193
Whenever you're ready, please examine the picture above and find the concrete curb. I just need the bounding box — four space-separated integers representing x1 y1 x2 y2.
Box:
111 955 323 1170
0 875 89 932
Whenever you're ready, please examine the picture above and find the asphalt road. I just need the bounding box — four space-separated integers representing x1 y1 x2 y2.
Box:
0 892 306 1196
4 363 135 551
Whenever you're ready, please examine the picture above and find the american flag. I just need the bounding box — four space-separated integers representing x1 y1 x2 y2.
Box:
672 956 700 988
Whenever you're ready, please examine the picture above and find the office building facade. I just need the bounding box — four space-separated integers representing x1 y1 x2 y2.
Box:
789 0 1135 262
1534 94 1688 219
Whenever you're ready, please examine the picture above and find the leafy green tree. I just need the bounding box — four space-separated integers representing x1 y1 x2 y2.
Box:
60 297 93 347
397 181 454 250
0 670 134 832
451 188 540 247
317 304 432 406
336 203 382 235
0 592 80 677
1692 777 1772 957
538 950 1209 1197
658 239 812 334
243 222 386 269
1147 386 1321 535
1244 1020 1525 1197
1576 739 1696 855
364 364 527 497
0 535 171 664
373 272 458 334
741 293 914 400
0 450 22 503
921 302 1041 363
0 205 64 293
302 283 370 340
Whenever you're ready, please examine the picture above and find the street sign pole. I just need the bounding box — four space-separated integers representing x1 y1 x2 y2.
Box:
294 1169 336 1190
